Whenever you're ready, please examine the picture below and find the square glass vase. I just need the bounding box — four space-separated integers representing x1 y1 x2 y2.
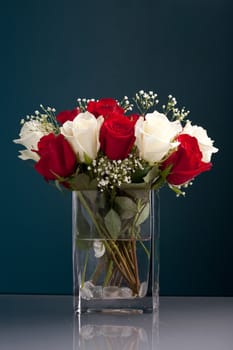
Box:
72 188 159 314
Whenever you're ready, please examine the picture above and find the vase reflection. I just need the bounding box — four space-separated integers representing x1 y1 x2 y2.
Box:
73 312 159 350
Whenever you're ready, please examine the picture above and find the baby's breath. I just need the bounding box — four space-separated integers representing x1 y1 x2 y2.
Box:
120 95 134 112
77 98 95 112
89 151 146 191
20 105 59 134
169 179 194 197
133 90 158 115
162 95 190 121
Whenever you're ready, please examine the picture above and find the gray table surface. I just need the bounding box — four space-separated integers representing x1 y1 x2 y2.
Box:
0 296 232 350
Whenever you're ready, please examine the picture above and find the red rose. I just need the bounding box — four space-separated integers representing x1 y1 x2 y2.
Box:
99 112 137 160
56 108 80 124
162 134 212 185
34 133 77 181
87 98 124 118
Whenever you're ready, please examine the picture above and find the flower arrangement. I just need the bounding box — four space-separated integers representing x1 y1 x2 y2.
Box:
13 90 218 195
13 90 218 304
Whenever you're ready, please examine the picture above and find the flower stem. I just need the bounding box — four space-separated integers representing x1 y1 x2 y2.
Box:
76 191 139 292
139 240 150 259
90 258 105 284
122 243 135 272
103 259 113 286
76 192 103 237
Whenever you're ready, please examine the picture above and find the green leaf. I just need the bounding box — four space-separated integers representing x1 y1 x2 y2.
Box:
89 178 98 189
82 190 97 206
115 196 137 219
131 166 151 183
151 164 173 190
104 209 121 239
69 173 98 190
121 188 150 201
160 164 173 179
136 203 150 225
70 173 91 190
120 182 149 190
143 166 159 184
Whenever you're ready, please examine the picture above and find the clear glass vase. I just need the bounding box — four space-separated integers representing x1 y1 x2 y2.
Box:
72 188 159 314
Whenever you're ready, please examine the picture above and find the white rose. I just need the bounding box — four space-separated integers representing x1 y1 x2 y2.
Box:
60 111 104 162
93 240 105 258
182 120 218 162
13 120 48 161
135 111 182 163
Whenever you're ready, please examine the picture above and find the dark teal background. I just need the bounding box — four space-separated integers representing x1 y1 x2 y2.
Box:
1 0 232 295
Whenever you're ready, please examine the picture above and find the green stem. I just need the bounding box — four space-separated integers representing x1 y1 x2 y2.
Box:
76 192 103 237
122 242 135 272
139 240 150 259
103 259 113 287
77 193 121 262
129 198 149 240
90 258 105 285
77 192 113 253
76 191 137 289
131 199 151 258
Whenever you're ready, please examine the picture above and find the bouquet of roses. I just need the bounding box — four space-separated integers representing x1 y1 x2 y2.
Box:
14 91 218 300
13 91 218 194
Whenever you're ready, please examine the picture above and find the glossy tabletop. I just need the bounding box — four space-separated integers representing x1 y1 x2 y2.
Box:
0 296 232 350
